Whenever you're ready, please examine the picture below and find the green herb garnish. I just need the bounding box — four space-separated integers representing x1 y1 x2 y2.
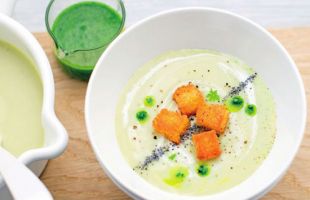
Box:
136 110 149 124
144 96 156 107
168 153 177 161
206 89 221 102
164 166 189 186
225 96 244 112
176 172 185 178
196 163 210 177
245 104 257 116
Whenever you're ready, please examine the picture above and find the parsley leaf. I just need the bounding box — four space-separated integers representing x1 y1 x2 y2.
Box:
206 89 221 102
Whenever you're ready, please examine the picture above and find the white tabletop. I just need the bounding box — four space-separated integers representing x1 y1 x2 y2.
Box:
12 0 310 32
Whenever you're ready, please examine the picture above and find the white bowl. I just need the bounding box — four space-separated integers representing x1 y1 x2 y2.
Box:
85 8 307 200
0 13 68 198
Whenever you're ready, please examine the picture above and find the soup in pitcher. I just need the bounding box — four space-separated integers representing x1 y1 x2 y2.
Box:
0 41 44 156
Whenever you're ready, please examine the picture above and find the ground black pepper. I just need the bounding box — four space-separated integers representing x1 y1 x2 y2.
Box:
223 73 257 101
135 124 205 170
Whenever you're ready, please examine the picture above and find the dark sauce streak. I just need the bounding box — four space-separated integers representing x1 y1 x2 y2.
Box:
222 73 257 101
135 146 170 171
135 125 205 171
180 125 205 143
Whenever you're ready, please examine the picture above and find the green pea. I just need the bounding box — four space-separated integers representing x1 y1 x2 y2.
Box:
245 104 257 116
225 96 244 112
144 96 156 107
136 110 149 124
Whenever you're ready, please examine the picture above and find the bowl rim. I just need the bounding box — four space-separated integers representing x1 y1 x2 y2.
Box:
85 7 307 199
0 14 68 166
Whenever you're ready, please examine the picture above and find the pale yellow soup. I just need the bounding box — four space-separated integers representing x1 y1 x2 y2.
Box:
116 49 276 195
0 41 44 156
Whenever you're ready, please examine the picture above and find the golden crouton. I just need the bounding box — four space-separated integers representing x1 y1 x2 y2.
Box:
152 109 190 144
173 84 204 116
196 103 229 134
192 130 221 160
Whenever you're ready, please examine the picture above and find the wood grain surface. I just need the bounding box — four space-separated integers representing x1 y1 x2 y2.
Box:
34 28 310 200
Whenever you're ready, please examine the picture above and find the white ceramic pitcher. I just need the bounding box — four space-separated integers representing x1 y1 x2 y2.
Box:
0 0 68 199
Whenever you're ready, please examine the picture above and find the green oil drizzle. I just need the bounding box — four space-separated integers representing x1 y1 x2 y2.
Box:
206 89 221 102
245 104 257 116
164 166 189 186
225 96 244 112
144 96 156 107
196 163 210 177
136 110 149 124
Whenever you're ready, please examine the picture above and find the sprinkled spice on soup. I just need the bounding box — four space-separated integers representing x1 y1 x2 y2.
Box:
115 49 276 195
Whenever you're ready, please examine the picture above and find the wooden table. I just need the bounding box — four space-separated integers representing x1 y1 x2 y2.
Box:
35 28 310 200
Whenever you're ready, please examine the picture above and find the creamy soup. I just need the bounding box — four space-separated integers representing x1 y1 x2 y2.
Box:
116 49 276 195
0 41 44 156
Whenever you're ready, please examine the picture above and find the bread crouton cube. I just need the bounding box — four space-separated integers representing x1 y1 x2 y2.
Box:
152 109 190 144
192 130 221 160
173 84 204 116
196 103 229 134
